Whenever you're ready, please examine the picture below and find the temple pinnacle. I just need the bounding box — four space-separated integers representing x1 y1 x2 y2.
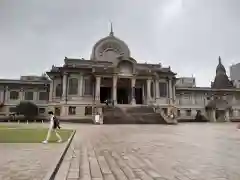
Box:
219 56 222 64
109 22 114 36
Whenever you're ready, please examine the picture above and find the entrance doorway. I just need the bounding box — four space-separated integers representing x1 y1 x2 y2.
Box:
135 88 143 104
117 78 131 104
215 110 225 122
100 87 112 103
55 107 61 116
117 88 129 104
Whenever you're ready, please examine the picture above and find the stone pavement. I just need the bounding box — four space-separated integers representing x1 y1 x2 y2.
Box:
56 123 240 180
0 143 65 180
0 123 69 180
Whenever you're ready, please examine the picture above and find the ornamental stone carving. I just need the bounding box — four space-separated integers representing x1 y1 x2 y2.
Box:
91 35 130 64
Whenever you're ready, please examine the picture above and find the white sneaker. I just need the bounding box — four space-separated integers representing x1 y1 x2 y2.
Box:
42 140 48 144
57 139 62 143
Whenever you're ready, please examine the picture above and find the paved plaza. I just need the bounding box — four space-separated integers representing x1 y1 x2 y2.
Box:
0 123 67 180
0 143 65 180
57 123 240 180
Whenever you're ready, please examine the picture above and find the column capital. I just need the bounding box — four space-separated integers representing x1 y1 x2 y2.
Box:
147 79 152 83
131 77 136 84
113 75 118 83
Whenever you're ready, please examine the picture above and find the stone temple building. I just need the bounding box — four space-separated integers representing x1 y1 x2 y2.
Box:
0 29 240 123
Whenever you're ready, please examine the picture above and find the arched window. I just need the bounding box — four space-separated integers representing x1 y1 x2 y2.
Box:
68 78 78 95
55 84 62 97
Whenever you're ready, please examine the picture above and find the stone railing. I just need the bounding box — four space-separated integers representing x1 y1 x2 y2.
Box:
154 105 178 124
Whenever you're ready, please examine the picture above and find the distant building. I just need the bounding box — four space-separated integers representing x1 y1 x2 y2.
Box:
176 77 196 88
230 63 240 88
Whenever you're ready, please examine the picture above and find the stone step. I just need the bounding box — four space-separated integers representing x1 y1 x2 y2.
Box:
103 106 168 124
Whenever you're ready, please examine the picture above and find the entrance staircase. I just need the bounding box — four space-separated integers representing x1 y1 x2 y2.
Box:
102 105 177 124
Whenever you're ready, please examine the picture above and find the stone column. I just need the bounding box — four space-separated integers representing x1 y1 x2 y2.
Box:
155 79 159 99
4 86 8 102
95 76 101 102
62 73 68 100
49 80 54 101
142 83 145 104
172 82 176 103
147 79 151 103
0 91 3 103
112 76 117 104
211 109 216 122
131 78 136 105
33 91 38 101
232 95 237 105
192 93 196 105
19 88 24 101
168 78 173 104
225 110 230 122
78 74 83 96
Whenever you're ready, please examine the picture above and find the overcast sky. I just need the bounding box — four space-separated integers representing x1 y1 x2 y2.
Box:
0 0 240 87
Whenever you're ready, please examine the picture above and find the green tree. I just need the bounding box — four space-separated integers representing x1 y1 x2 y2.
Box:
15 101 39 120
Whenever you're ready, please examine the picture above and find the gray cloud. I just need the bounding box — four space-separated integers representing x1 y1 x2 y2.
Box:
0 0 240 86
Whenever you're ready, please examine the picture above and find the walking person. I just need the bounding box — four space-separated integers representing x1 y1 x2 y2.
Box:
42 111 62 144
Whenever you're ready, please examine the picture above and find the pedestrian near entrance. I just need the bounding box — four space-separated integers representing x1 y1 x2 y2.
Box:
42 111 62 144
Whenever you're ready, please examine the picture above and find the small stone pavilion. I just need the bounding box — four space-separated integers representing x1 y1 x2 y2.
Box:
205 57 234 122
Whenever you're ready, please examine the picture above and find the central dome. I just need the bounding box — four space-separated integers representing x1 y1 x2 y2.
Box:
90 32 130 63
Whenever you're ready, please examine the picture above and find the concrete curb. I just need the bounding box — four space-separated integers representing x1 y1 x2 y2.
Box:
43 130 76 180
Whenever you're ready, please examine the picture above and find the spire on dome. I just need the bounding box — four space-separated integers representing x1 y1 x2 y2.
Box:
219 56 222 64
216 56 226 74
109 22 114 36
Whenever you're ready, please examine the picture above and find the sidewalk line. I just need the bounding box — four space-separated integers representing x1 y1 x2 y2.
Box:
43 130 76 180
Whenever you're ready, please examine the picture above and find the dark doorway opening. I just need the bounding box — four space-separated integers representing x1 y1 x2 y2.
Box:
117 88 129 104
135 88 143 104
100 87 112 103
55 107 61 116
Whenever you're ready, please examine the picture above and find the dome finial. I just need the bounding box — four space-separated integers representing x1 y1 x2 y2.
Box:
219 56 222 64
109 21 114 36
